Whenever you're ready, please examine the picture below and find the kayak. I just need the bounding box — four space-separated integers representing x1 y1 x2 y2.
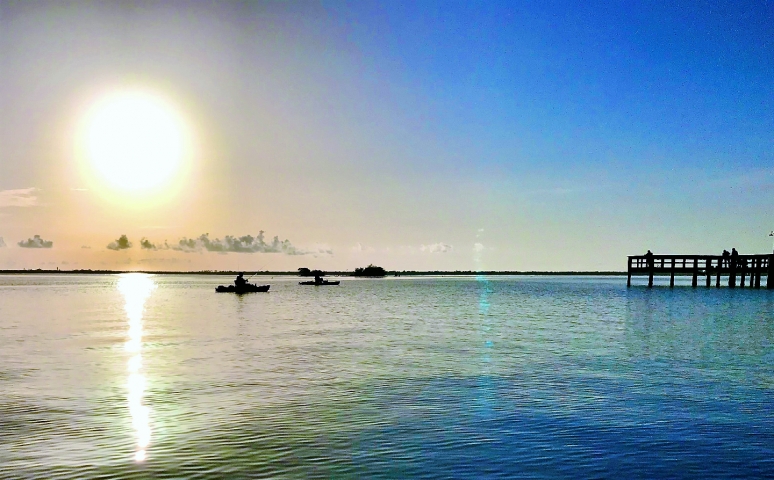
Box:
216 284 270 293
299 280 340 286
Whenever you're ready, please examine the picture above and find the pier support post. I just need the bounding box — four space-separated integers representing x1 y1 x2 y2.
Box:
755 258 762 288
627 258 631 288
705 258 711 287
767 254 774 289
741 260 747 288
691 258 698 287
729 259 737 288
648 262 654 288
670 258 675 287
716 262 721 288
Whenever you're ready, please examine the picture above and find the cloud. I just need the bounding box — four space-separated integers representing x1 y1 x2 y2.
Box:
140 237 159 250
18 235 53 248
421 242 453 253
171 232 309 255
0 237 5 248
107 235 132 251
81 245 91 249
0 188 39 207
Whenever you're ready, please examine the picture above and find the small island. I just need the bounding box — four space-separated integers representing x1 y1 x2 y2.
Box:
353 264 386 277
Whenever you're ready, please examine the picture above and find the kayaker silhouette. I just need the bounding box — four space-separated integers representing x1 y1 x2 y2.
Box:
235 273 247 287
314 274 322 285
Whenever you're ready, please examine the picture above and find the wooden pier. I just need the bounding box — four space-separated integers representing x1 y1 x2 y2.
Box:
627 254 774 288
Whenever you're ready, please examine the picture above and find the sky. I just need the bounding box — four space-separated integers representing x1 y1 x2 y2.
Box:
1 0 773 271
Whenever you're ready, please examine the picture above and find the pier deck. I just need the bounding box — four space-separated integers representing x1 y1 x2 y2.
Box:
627 254 774 288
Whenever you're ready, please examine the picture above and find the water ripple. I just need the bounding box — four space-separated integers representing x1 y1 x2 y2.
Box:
1 275 773 478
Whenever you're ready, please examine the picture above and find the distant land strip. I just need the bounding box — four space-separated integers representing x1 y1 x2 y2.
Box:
0 269 628 276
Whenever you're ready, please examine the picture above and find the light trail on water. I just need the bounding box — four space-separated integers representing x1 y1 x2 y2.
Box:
117 274 156 462
474 231 495 416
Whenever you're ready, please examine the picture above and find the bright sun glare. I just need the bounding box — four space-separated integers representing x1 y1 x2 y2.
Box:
84 91 186 192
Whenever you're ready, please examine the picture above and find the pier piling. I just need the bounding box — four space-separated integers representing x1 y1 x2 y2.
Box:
670 258 675 287
755 258 762 288
691 258 698 287
705 258 712 287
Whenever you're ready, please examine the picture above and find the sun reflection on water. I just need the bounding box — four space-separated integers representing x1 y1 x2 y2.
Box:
117 274 156 462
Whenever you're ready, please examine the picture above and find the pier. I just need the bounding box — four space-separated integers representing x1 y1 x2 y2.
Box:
627 254 774 288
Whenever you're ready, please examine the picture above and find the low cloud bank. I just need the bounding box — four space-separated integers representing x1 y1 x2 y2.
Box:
421 243 453 253
107 235 132 251
18 235 53 248
172 232 306 255
103 231 325 255
0 188 38 208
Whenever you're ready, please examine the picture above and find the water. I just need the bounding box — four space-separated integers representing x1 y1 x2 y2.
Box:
1 274 773 478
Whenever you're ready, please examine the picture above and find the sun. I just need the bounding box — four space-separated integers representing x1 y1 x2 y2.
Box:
82 91 187 193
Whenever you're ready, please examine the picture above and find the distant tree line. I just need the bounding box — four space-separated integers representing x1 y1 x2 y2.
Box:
297 268 325 277
353 264 386 277
298 265 387 277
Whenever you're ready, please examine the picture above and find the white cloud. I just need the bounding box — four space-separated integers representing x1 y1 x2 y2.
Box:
107 235 132 251
18 235 53 248
0 188 39 207
140 237 160 250
421 242 453 253
170 232 311 255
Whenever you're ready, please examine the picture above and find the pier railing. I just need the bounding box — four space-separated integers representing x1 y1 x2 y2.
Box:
627 254 774 288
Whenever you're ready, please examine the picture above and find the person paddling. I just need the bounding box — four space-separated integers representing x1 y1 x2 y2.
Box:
235 273 247 287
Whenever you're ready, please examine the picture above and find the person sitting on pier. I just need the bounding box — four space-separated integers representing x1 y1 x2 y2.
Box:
722 249 730 267
644 250 654 267
235 273 247 287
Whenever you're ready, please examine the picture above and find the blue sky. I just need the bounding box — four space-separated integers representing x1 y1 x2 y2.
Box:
333 0 773 169
0 1 772 270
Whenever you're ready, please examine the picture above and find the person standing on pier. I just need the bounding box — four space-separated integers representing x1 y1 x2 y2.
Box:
722 249 730 267
731 248 739 269
645 250 654 268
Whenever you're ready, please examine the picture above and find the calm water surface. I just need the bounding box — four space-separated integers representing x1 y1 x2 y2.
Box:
1 274 773 478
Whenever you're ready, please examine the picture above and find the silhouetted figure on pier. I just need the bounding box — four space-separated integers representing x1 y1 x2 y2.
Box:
722 250 730 267
645 250 654 267
731 248 739 268
235 273 247 287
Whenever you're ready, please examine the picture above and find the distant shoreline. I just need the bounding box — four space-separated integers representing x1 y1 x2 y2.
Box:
0 269 628 276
